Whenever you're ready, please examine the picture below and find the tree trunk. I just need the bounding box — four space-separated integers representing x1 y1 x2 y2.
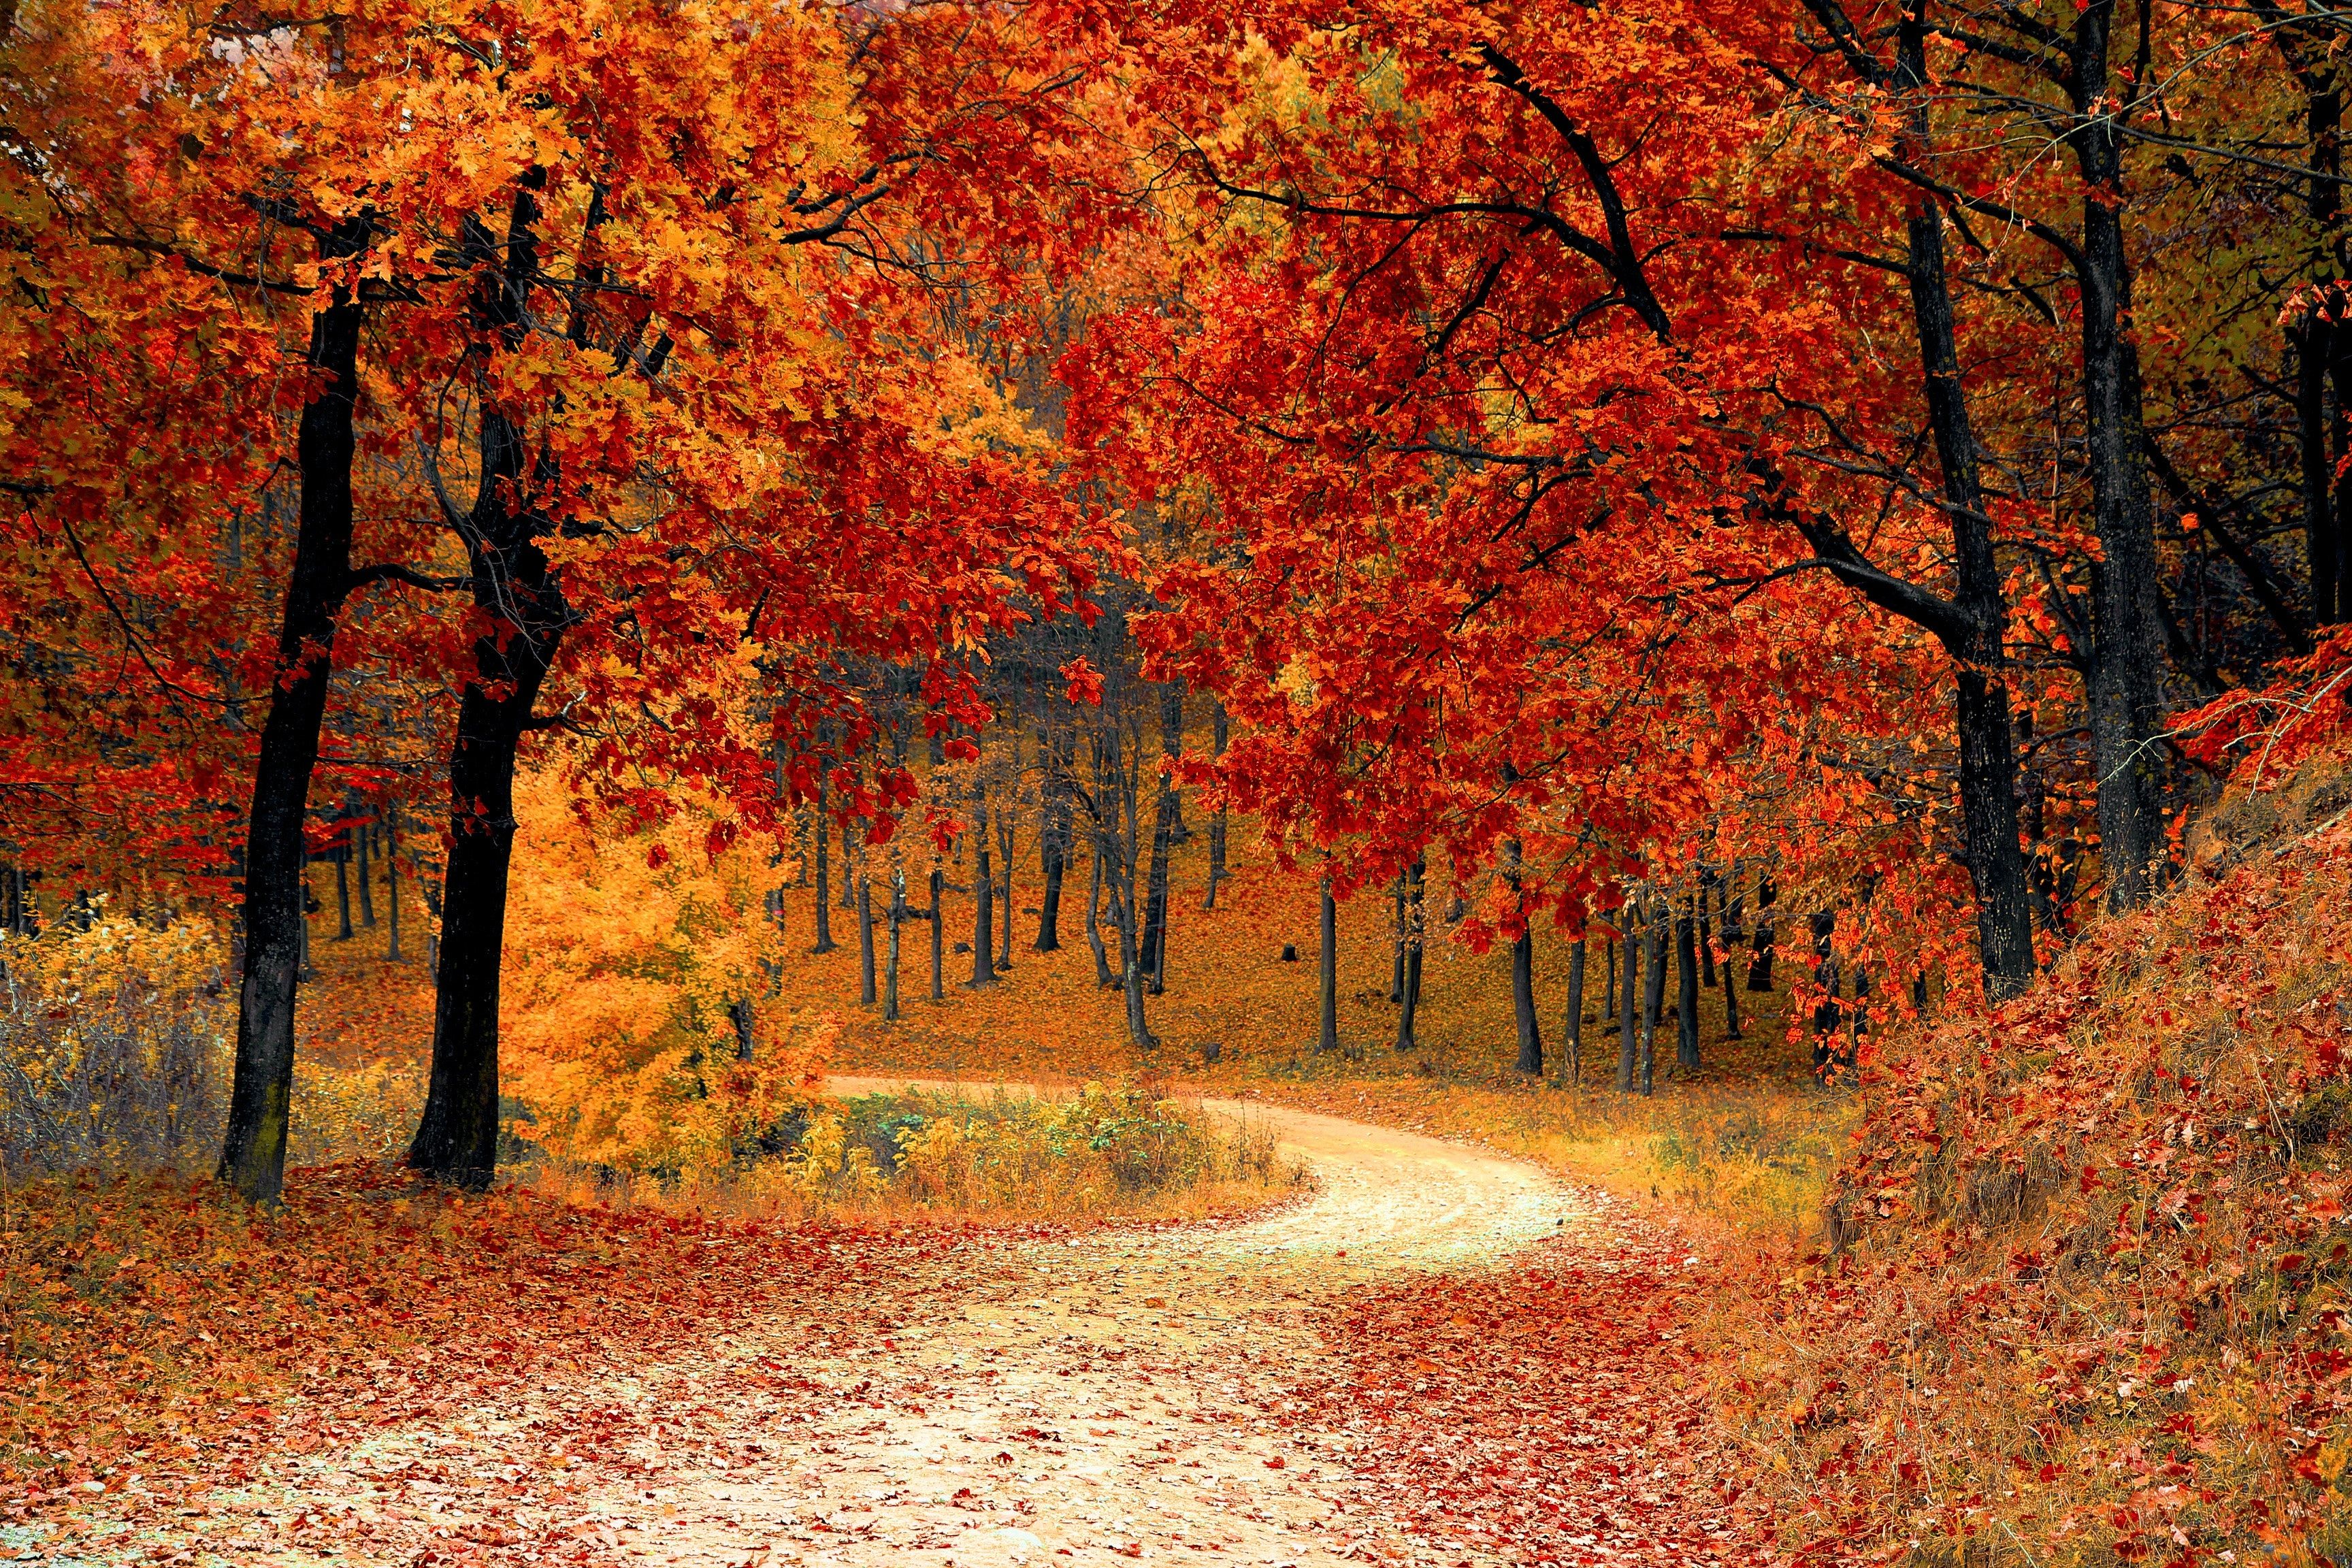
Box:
857 868 877 1004
1676 897 1701 1073
884 864 903 1022
1562 936 1585 1085
1639 900 1667 1096
811 772 837 953
1036 723 1071 950
333 846 354 939
1316 872 1340 1054
2068 2 2171 910
1748 873 1777 991
732 997 755 1061
996 738 1017 974
969 787 997 987
930 868 945 1000
355 826 374 928
1202 701 1229 911
217 220 369 1206
1891 10 2042 998
1085 848 1115 989
1395 858 1424 1052
1616 915 1639 1093
408 183 572 1192
1512 926 1541 1076
1141 687 1181 994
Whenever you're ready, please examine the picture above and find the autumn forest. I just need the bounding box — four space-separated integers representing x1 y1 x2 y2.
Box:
6 0 2352 1563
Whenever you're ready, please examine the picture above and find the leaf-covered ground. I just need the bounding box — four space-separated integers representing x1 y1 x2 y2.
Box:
12 1103 1758 1567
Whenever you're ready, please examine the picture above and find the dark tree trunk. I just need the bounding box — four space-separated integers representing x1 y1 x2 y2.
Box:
333 847 354 939
1748 873 1777 991
1810 911 1844 1073
969 787 997 987
355 823 375 928
1676 898 1701 1073
884 866 904 1022
1085 848 1115 990
2066 1 2170 909
1316 873 1339 1054
1395 858 1425 1053
1202 702 1229 911
1512 927 1541 1076
218 219 369 1205
811 772 837 953
1140 687 1181 994
1562 936 1586 1085
1616 915 1639 1092
1036 723 1072 951
857 870 876 1004
995 739 1017 974
1639 901 1667 1096
408 182 572 1192
732 998 755 1061
930 868 945 1001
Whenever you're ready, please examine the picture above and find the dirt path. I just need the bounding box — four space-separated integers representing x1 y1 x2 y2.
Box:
66 1088 1580 1567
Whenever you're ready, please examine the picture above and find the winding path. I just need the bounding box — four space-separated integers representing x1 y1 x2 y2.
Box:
81 1087 1580 1567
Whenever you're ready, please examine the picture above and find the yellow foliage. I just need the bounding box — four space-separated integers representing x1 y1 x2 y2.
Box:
500 771 827 1175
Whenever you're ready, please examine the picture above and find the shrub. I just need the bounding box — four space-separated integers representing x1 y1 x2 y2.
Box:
0 913 229 1177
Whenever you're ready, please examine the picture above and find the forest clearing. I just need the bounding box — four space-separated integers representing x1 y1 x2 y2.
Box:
8 0 2352 1563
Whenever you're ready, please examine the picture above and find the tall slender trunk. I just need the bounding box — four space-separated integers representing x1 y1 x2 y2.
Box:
1316 872 1340 1054
1141 687 1180 993
995 733 1018 974
218 219 370 1205
930 868 945 1000
1202 702 1229 911
1394 858 1425 1052
1639 900 1667 1096
1085 847 1115 989
355 824 375 928
1675 897 1701 1073
2068 1 2170 909
333 847 353 939
857 868 876 1004
731 998 755 1061
811 770 837 953
409 181 572 1191
1561 937 1586 1085
1748 873 1777 991
1616 915 1639 1092
1511 926 1541 1076
969 785 997 987
1036 723 1072 949
884 863 903 1022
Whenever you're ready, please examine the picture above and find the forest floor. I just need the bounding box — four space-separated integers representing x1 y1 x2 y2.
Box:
29 1096 1767 1568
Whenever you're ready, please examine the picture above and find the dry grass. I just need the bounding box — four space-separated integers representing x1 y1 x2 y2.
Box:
516 1081 1307 1228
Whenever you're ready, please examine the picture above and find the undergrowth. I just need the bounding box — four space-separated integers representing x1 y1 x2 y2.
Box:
525 1081 1304 1225
1715 755 2352 1567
